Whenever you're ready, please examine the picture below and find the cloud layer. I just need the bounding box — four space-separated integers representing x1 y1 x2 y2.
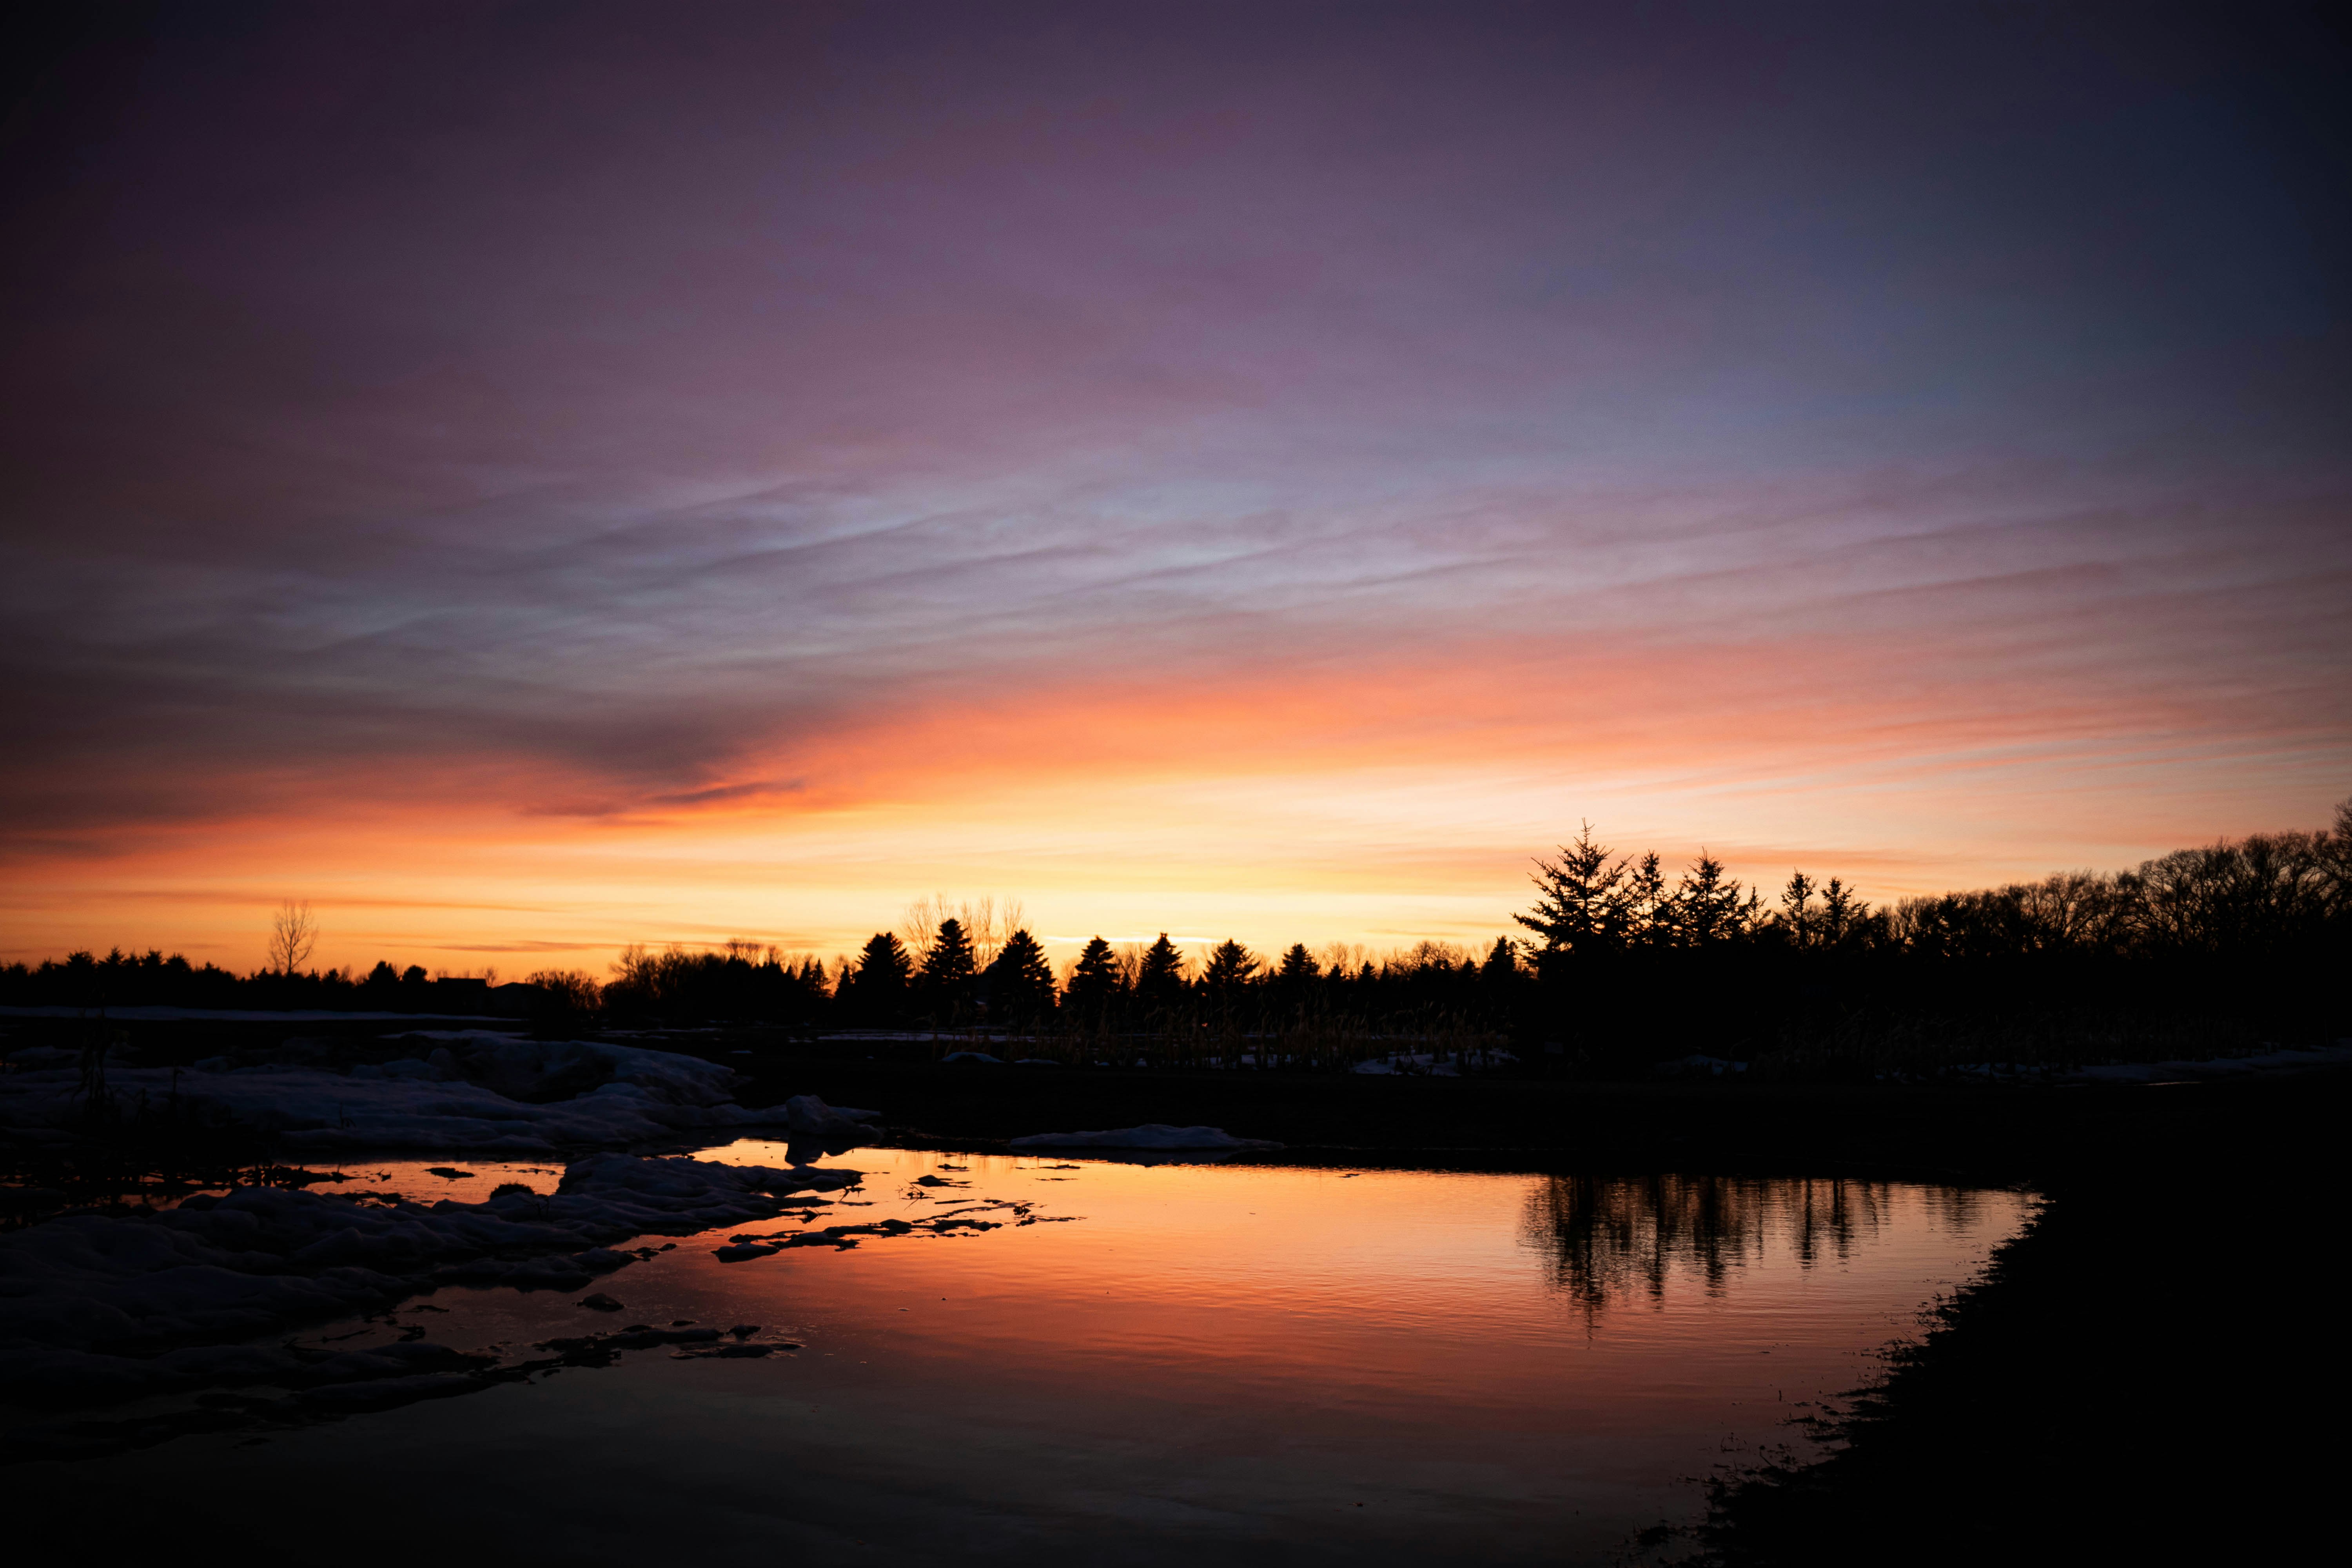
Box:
4 4 2347 966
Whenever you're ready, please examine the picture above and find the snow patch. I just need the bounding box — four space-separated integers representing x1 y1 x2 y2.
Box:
0 1035 869 1154
785 1095 879 1142
0 1152 860 1403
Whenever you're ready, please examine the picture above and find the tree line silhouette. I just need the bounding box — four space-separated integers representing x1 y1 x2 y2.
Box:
5 800 2345 1073
1500 800 2351 1071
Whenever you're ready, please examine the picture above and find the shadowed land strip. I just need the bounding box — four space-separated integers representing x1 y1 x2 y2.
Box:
1675 1066 2341 1566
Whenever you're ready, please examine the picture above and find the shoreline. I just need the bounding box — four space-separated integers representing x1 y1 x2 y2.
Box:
7 1033 2336 1556
1678 1066 2341 1565
739 1051 2341 1187
768 1053 2341 1562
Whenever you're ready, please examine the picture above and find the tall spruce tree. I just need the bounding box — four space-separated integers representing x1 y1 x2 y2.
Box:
1480 935 1518 981
1624 852 1673 947
1477 935 1521 1027
1133 933 1186 1018
1515 823 1632 958
1199 939 1259 1024
1271 942 1321 1021
1673 853 1749 946
1064 936 1123 1028
917 917 978 1022
1777 870 1818 948
985 927 1057 1027
1200 939 1258 990
839 932 913 1025
1819 877 1867 947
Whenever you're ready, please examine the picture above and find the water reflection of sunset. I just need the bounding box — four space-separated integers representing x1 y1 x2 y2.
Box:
120 1146 2022 1559
668 1147 2027 1451
1521 1175 2007 1314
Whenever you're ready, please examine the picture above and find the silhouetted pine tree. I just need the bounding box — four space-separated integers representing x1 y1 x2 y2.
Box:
1673 853 1750 946
1624 852 1673 946
1272 943 1320 1020
1200 939 1258 993
1515 823 1632 960
1200 938 1259 1031
1477 936 1522 1027
985 928 1057 1027
1819 877 1867 947
839 932 914 1026
917 918 977 1024
1777 869 1818 948
1133 933 1187 1021
1064 936 1124 1029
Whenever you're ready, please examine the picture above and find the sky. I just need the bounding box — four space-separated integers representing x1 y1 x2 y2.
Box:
3 2 2348 975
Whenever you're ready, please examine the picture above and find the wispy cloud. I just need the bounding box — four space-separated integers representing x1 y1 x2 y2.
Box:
2 5 2345 965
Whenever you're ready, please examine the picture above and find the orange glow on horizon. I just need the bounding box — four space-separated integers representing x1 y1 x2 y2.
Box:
4 623 2337 975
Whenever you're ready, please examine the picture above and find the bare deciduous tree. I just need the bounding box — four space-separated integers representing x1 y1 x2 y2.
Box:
900 893 1025 969
267 901 317 976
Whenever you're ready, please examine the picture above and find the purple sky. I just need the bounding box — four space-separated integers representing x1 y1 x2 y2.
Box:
3 3 2347 964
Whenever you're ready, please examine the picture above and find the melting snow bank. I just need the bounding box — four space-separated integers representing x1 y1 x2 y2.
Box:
0 1034 879 1154
0 1152 859 1414
1007 1125 1282 1152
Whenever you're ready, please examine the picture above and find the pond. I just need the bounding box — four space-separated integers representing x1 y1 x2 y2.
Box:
21 1145 2031 1564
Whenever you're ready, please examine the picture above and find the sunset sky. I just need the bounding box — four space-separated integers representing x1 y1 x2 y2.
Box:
4 3 2347 975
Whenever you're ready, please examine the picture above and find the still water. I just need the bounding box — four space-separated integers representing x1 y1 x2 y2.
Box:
34 1147 2031 1564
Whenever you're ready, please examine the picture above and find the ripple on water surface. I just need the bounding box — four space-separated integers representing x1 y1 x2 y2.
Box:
29 1144 2033 1565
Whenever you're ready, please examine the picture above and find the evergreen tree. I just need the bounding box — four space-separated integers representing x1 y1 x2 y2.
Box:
917 918 978 1022
1673 853 1748 946
1480 935 1518 981
359 960 402 1002
1200 939 1258 989
1269 942 1320 1024
984 927 1058 1027
838 932 913 1025
1200 938 1259 1019
1515 823 1632 958
1133 933 1187 1018
1478 935 1521 1025
1819 877 1867 947
1064 936 1124 1028
1625 852 1673 947
1778 869 1818 948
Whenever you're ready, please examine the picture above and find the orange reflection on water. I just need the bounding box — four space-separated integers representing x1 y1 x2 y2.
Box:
570 1147 2024 1542
213 1146 2031 1560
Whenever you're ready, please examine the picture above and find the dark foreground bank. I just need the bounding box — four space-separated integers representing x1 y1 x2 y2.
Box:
1682 1069 2343 1566
733 1048 2305 1181
7 1022 2341 1561
750 1053 2345 1562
